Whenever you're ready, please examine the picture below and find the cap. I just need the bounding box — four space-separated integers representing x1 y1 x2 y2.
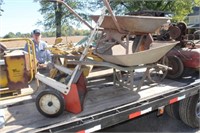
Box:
33 29 41 34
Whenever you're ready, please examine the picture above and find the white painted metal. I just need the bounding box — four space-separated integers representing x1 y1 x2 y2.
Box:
65 6 107 92
0 60 5 65
141 107 152 115
54 64 73 75
85 125 102 133
39 94 61 115
35 73 68 94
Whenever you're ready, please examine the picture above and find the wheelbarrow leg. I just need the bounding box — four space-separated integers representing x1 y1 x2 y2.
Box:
129 70 134 91
136 67 150 92
113 68 117 87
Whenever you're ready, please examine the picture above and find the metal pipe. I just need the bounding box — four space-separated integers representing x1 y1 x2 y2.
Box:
103 0 122 33
50 0 93 30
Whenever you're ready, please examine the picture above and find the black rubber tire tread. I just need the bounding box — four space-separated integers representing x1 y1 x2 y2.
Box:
165 102 180 119
36 89 65 118
179 94 200 128
166 56 184 79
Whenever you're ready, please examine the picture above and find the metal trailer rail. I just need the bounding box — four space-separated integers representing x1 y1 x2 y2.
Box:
31 76 200 133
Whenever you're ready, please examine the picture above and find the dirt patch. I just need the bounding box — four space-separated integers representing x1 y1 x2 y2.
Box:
2 36 85 48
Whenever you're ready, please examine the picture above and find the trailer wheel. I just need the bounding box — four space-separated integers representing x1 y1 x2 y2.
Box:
36 89 65 118
167 56 184 79
179 94 200 128
165 102 180 119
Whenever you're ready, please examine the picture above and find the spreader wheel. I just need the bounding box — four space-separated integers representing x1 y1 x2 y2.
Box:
166 56 184 79
147 66 168 83
36 89 65 118
147 56 168 83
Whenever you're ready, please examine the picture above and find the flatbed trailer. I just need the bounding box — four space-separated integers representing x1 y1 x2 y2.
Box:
0 68 199 133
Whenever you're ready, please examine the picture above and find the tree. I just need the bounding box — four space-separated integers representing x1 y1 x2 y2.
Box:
35 0 86 37
54 2 62 37
36 0 199 37
3 32 16 38
15 32 22 37
88 0 200 22
0 0 4 16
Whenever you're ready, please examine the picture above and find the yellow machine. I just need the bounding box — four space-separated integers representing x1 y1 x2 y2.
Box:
0 38 37 100
48 37 103 79
0 37 100 101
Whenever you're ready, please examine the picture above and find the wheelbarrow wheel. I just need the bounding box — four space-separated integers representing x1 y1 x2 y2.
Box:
167 56 184 79
36 89 65 118
147 66 168 83
147 56 168 83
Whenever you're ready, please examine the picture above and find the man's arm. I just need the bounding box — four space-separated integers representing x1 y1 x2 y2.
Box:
45 49 52 64
43 42 52 64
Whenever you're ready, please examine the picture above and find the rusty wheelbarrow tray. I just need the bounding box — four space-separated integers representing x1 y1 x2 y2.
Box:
94 41 177 67
90 15 169 33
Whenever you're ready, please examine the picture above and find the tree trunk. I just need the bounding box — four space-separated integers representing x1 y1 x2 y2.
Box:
55 2 62 37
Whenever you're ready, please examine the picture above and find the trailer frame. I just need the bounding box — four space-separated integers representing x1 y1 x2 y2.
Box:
31 77 200 133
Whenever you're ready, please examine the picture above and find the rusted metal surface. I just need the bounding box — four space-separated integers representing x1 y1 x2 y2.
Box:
90 15 169 34
103 0 122 33
0 65 8 88
168 26 181 39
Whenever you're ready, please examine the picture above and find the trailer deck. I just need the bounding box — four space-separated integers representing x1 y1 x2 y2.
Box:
0 69 199 133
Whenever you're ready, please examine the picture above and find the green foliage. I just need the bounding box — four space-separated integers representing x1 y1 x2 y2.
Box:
170 0 194 22
88 0 199 22
3 32 31 38
35 0 86 37
36 0 199 37
3 28 89 38
194 0 200 5
0 0 4 16
3 32 16 38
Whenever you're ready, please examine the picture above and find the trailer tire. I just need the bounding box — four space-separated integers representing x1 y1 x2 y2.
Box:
36 89 65 118
167 56 184 79
165 102 180 119
179 94 200 128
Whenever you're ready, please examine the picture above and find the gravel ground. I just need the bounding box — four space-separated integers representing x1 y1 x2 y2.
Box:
101 111 200 132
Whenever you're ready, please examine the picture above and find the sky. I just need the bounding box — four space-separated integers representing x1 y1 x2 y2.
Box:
0 0 44 37
0 0 99 37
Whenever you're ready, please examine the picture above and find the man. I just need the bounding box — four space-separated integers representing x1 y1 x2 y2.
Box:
24 29 51 69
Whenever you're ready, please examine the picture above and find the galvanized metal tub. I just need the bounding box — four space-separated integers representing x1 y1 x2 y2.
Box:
90 15 170 33
94 41 177 67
